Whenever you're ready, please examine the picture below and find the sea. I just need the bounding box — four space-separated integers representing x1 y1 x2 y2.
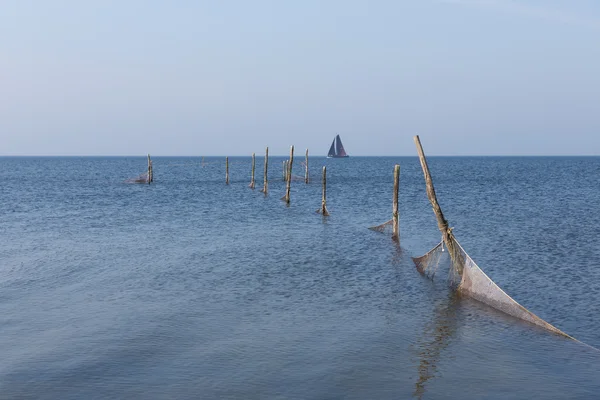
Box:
1 155 599 399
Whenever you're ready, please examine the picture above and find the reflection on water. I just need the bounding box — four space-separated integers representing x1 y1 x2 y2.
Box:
413 292 460 399
390 240 403 264
2 156 600 398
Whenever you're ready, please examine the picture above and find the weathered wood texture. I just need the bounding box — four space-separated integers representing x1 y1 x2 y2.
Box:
283 146 294 204
262 147 269 194
226 156 229 185
413 135 462 271
317 166 329 216
392 164 400 241
147 154 153 184
305 149 309 184
250 153 256 189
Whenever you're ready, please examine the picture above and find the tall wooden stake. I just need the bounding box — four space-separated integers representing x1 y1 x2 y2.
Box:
317 166 329 216
392 164 400 241
226 156 229 185
282 145 294 204
249 152 256 189
305 149 309 184
147 154 153 184
262 147 269 194
413 135 461 270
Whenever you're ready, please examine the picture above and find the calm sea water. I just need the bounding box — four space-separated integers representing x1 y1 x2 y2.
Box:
1 156 599 399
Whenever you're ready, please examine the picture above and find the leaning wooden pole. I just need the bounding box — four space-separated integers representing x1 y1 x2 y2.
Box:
249 152 256 189
413 135 462 271
282 145 294 204
305 148 309 184
317 166 329 216
147 154 153 184
226 156 229 185
262 147 269 194
392 164 400 241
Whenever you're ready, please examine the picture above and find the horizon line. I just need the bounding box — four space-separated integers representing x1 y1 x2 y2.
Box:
1 154 599 158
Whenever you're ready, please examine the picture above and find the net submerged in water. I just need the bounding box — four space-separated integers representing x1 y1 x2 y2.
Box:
124 154 153 184
369 164 400 240
124 172 150 184
413 238 573 338
410 135 575 339
369 219 394 234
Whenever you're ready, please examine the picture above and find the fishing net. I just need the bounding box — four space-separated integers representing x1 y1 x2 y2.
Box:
124 172 150 184
316 207 329 216
413 237 573 338
125 155 153 184
369 164 400 239
369 219 394 234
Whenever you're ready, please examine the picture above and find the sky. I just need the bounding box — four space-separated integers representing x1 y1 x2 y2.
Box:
1 0 600 156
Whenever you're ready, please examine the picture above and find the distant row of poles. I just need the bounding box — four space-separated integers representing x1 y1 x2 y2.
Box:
224 146 332 216
142 145 403 241
139 139 589 344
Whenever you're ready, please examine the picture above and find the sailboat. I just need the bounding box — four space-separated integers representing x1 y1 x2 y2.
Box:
327 134 349 158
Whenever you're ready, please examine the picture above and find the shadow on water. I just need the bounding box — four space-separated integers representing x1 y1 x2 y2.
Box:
412 291 460 399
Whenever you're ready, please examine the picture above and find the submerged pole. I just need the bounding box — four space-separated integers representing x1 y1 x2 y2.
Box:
283 145 294 204
317 166 329 216
262 147 269 194
147 154 153 184
392 164 400 241
250 152 256 189
413 135 461 270
226 156 229 185
305 148 309 184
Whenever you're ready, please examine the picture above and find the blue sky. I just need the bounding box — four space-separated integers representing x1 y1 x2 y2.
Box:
1 0 600 156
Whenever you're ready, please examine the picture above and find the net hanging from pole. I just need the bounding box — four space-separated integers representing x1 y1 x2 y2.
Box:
369 164 400 240
369 219 394 234
410 134 578 339
412 238 574 338
124 154 153 184
124 172 150 184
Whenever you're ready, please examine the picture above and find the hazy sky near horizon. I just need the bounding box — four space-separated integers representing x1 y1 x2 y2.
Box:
2 0 600 156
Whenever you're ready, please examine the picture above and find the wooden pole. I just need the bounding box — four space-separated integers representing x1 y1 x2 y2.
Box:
147 154 152 184
413 135 461 270
392 164 400 241
250 152 256 189
226 156 229 185
283 145 294 204
305 148 309 184
317 166 329 216
262 147 269 194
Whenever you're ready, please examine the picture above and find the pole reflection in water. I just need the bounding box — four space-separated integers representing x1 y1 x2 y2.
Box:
413 291 460 399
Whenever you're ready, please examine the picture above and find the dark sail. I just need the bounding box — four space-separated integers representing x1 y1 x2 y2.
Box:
335 135 348 157
327 134 349 158
327 138 336 157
